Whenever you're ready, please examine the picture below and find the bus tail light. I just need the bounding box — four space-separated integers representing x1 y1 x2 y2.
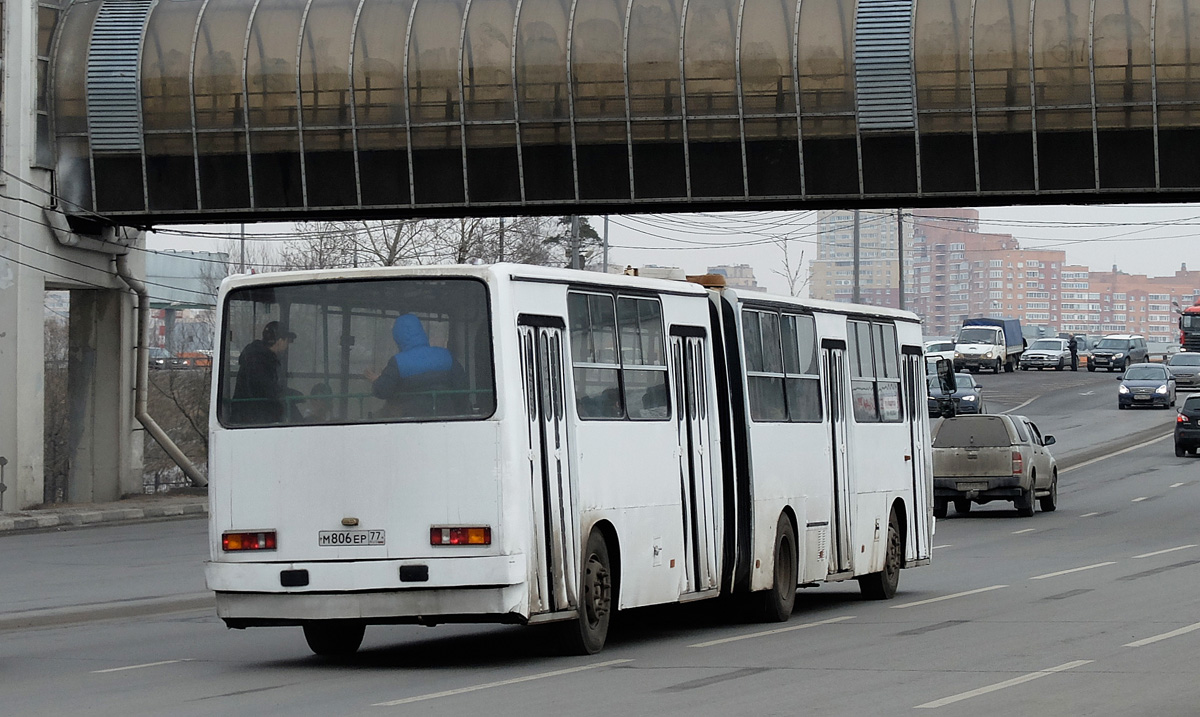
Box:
1011 451 1024 476
430 526 491 546
223 531 277 551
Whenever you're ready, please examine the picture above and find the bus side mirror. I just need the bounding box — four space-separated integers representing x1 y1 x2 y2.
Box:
936 358 957 394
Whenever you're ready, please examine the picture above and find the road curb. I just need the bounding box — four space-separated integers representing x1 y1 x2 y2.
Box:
0 592 215 632
0 501 207 534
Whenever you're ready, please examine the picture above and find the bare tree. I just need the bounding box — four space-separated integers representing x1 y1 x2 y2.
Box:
43 315 70 503
773 239 808 297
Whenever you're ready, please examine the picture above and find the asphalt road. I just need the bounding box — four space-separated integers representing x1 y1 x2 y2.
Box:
2 371 1196 716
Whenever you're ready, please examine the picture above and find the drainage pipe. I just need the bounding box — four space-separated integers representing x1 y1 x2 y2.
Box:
115 252 208 488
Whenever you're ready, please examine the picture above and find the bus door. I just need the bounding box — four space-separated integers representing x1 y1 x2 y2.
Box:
518 317 579 614
901 348 932 561
822 340 853 575
671 327 719 594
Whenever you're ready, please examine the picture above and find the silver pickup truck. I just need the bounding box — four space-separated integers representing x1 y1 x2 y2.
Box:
932 414 1059 518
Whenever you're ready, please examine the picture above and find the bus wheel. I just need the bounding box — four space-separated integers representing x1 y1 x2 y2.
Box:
755 514 797 622
560 530 613 655
859 510 901 600
302 620 365 657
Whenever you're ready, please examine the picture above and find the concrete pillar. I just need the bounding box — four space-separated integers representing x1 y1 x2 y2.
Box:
67 289 141 502
0 261 47 509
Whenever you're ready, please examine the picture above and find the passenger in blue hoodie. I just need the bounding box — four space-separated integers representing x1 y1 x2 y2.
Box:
365 314 458 416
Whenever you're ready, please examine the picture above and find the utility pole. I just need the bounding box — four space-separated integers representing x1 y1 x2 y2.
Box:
498 217 505 262
602 216 609 273
570 215 581 270
239 223 246 273
897 209 905 310
852 209 861 304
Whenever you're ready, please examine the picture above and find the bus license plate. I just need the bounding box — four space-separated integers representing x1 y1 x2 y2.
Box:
318 530 385 546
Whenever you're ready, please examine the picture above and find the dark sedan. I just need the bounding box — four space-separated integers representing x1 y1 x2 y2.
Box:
1118 364 1176 409
928 373 986 417
1175 394 1200 456
1167 352 1200 390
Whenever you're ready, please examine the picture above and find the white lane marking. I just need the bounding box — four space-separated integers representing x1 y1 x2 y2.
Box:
1132 496 1149 503
932 545 951 550
372 659 632 706
1124 622 1200 648
890 585 1008 609
1171 482 1185 488
1079 391 1095 396
999 397 1038 414
914 660 1093 709
1029 562 1116 580
1080 512 1100 518
1062 434 1171 474
1012 529 1036 535
689 615 855 648
1133 544 1198 559
91 659 193 674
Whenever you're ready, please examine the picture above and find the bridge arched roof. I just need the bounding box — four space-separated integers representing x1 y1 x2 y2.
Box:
51 0 1200 223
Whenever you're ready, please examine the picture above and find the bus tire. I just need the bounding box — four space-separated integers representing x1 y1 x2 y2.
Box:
754 514 797 623
559 530 613 655
859 509 902 600
302 620 365 657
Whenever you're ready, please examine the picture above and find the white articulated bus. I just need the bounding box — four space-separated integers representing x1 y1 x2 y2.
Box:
206 264 933 656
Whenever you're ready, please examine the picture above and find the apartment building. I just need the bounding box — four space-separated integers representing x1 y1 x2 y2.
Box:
1086 265 1200 342
808 210 905 308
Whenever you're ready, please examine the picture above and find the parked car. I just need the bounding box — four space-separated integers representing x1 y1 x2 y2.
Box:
924 339 957 364
927 373 986 417
1089 334 1149 372
148 347 188 370
1175 394 1200 456
1020 338 1072 370
1117 363 1176 409
1166 352 1200 390
932 414 1058 518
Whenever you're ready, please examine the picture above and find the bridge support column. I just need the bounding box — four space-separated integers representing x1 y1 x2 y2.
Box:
0 261 47 510
67 288 141 503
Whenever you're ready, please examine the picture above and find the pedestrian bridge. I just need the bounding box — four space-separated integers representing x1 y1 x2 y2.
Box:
53 0 1200 223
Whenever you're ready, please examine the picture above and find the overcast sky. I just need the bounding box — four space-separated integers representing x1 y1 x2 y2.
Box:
147 203 1200 298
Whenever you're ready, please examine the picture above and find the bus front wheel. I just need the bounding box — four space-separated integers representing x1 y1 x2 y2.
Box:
559 530 614 655
754 514 797 622
302 620 365 657
859 509 902 600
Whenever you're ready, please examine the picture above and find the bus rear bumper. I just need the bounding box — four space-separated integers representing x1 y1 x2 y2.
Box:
213 584 528 627
206 555 528 625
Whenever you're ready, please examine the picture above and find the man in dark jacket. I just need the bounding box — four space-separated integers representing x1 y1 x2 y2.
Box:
365 314 460 417
1069 334 1079 371
231 321 296 425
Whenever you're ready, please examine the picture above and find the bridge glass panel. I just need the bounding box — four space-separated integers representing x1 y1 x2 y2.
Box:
462 0 520 202
971 0 1035 192
408 0 468 203
684 0 742 198
54 2 98 211
194 0 254 209
628 0 686 198
142 1 202 211
353 0 414 206
570 0 630 199
1093 0 1154 189
1155 0 1200 187
516 0 573 200
798 0 856 195
300 0 358 207
914 0 975 194
247 0 305 207
739 0 799 196
1033 0 1095 190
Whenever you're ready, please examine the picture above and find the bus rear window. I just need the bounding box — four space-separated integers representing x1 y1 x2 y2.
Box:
218 278 494 427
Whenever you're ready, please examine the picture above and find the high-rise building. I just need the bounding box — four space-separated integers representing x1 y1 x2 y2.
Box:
708 264 764 292
808 210 903 308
